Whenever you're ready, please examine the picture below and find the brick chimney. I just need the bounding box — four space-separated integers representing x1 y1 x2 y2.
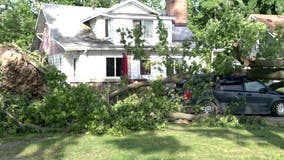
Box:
166 0 188 26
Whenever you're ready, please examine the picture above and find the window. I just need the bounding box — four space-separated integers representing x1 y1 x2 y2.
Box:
73 58 78 77
105 19 109 37
133 20 142 28
166 58 183 76
133 20 153 38
106 57 122 77
143 20 153 38
220 82 243 91
245 81 266 92
140 60 151 75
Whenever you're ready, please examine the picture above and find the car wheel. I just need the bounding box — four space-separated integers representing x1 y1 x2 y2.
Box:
202 101 218 115
272 101 284 117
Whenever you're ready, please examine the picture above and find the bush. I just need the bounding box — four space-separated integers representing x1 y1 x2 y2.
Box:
26 84 109 134
110 86 179 135
0 67 180 136
0 66 110 135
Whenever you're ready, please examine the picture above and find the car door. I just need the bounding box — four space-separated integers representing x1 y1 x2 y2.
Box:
214 79 246 113
243 80 272 114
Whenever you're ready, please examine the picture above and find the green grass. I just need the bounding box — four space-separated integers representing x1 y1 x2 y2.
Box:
276 87 284 93
1 124 284 160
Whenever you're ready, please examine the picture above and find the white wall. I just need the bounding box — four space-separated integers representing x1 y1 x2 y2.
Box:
110 18 173 46
48 49 200 83
90 17 106 39
57 50 194 83
89 15 173 46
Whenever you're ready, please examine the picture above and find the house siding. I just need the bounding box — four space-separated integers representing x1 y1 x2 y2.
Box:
57 50 191 83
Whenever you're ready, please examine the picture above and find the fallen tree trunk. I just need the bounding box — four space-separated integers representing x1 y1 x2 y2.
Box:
233 69 284 80
248 59 284 68
168 112 199 121
109 74 189 98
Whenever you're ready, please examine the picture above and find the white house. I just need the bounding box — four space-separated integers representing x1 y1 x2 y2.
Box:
31 0 193 84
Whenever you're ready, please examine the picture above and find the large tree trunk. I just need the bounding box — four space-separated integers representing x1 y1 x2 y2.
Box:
236 59 284 80
248 60 284 68
109 74 189 98
233 69 284 80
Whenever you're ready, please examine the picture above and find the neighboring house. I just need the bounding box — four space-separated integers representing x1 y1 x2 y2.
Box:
249 14 284 58
31 0 193 84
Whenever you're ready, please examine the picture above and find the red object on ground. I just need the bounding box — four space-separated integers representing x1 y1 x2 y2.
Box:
122 53 128 76
184 90 191 100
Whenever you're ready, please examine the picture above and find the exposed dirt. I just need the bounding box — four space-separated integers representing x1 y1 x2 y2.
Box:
0 44 47 98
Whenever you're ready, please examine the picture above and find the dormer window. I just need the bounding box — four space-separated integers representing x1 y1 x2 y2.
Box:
143 20 153 38
133 19 153 38
105 19 111 38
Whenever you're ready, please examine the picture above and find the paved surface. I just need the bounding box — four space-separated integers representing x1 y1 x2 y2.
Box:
263 116 284 126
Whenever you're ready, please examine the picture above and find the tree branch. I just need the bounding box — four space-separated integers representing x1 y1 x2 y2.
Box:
0 95 68 132
109 74 189 98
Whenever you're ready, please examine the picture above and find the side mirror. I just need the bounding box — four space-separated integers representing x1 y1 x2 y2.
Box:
259 88 268 93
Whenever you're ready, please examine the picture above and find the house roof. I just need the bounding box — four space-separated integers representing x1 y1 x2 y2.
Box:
250 14 284 33
33 1 193 52
82 0 163 24
172 26 194 42
38 3 119 51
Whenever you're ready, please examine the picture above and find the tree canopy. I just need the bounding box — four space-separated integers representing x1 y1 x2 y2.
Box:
188 0 284 75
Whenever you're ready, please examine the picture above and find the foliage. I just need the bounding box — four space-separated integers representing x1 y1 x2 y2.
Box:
0 0 36 50
0 65 110 135
110 84 179 136
189 0 284 75
92 0 119 8
193 115 270 130
117 25 147 60
276 87 284 93
191 9 267 74
36 0 93 6
28 66 109 134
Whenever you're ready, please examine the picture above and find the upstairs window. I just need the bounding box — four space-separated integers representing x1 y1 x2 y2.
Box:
143 20 153 38
106 57 122 77
133 19 153 38
105 19 109 37
105 19 111 38
140 60 151 75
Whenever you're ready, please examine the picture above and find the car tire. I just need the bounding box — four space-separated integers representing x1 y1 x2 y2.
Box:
202 101 218 115
272 101 284 117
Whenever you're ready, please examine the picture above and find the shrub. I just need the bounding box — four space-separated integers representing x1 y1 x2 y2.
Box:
110 85 179 135
0 66 110 135
26 83 110 134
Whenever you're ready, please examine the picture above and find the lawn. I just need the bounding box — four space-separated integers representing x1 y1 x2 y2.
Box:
0 124 284 160
277 87 284 93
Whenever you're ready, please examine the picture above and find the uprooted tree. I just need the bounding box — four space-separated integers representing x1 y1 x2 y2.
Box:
1 0 284 135
0 44 47 97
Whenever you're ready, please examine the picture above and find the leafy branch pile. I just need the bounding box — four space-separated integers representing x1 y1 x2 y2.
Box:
0 57 178 136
